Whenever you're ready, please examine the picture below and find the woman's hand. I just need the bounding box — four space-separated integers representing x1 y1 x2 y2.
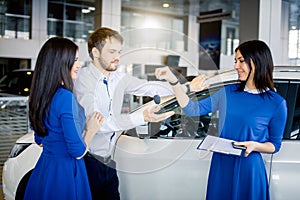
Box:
85 112 103 133
234 141 256 157
189 75 209 92
234 141 275 157
155 66 178 83
84 112 104 146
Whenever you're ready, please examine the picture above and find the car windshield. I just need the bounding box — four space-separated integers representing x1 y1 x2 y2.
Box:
125 81 235 139
124 77 300 141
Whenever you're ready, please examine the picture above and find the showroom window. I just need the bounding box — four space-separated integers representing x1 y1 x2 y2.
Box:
284 0 300 65
198 0 240 57
287 0 300 64
121 8 186 52
0 0 32 39
47 0 95 42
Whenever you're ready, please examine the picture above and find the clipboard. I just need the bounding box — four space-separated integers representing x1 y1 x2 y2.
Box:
197 135 244 156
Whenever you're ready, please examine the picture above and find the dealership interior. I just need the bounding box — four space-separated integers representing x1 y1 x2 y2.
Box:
1 0 300 199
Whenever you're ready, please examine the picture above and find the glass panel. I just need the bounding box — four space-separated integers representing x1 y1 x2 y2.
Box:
47 0 95 42
48 2 63 19
148 87 223 139
283 0 300 65
121 10 186 52
125 84 229 139
0 0 32 39
291 84 300 139
275 81 300 140
48 20 63 37
66 5 81 20
121 0 240 57
199 1 240 56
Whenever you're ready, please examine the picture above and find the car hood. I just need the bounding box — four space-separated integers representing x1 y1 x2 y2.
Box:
0 92 26 97
16 131 35 144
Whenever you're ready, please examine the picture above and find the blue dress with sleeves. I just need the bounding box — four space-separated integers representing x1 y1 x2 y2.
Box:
24 87 92 200
183 84 287 200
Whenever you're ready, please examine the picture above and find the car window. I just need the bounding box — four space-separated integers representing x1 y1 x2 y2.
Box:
291 84 300 140
125 83 227 139
289 83 300 139
126 79 300 140
0 74 9 89
274 81 300 140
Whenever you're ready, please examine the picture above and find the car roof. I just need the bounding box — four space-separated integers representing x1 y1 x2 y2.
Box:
206 66 300 85
273 66 300 80
11 69 34 72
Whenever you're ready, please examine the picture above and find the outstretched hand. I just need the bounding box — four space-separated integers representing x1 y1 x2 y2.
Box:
189 75 209 92
155 66 178 83
143 105 175 122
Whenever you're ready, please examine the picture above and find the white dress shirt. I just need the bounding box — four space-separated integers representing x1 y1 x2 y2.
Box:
74 63 174 157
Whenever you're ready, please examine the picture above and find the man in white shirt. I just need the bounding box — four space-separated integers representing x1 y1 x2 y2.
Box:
74 27 187 199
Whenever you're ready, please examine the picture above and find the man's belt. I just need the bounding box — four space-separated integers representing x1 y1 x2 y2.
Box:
86 152 112 164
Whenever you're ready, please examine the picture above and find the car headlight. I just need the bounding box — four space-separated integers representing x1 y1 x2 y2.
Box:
9 143 32 158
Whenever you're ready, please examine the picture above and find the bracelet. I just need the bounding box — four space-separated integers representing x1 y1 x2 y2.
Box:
169 79 179 86
185 83 190 94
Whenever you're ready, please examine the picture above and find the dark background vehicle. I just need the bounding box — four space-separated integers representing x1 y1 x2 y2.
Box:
0 69 34 96
0 69 33 190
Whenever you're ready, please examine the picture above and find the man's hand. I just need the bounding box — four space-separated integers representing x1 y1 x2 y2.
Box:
143 105 175 122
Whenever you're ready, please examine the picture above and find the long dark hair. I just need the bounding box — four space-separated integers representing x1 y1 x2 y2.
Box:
235 40 275 93
29 37 78 137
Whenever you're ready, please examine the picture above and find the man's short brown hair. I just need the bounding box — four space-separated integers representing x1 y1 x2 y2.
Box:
88 27 123 60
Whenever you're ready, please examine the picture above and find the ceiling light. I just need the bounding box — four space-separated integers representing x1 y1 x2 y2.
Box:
82 9 90 14
162 3 170 8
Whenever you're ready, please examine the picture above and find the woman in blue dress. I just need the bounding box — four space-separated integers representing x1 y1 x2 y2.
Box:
24 37 103 200
155 40 287 200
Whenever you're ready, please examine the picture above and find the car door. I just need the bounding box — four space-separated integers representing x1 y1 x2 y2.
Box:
268 80 300 200
115 85 225 200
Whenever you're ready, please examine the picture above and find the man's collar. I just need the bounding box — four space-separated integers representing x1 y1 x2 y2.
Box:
88 62 107 81
88 62 119 82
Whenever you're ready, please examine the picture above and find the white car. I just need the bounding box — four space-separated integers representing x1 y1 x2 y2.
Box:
2 68 300 200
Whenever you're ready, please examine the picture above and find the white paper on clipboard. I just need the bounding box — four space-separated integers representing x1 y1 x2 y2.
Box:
197 135 243 156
